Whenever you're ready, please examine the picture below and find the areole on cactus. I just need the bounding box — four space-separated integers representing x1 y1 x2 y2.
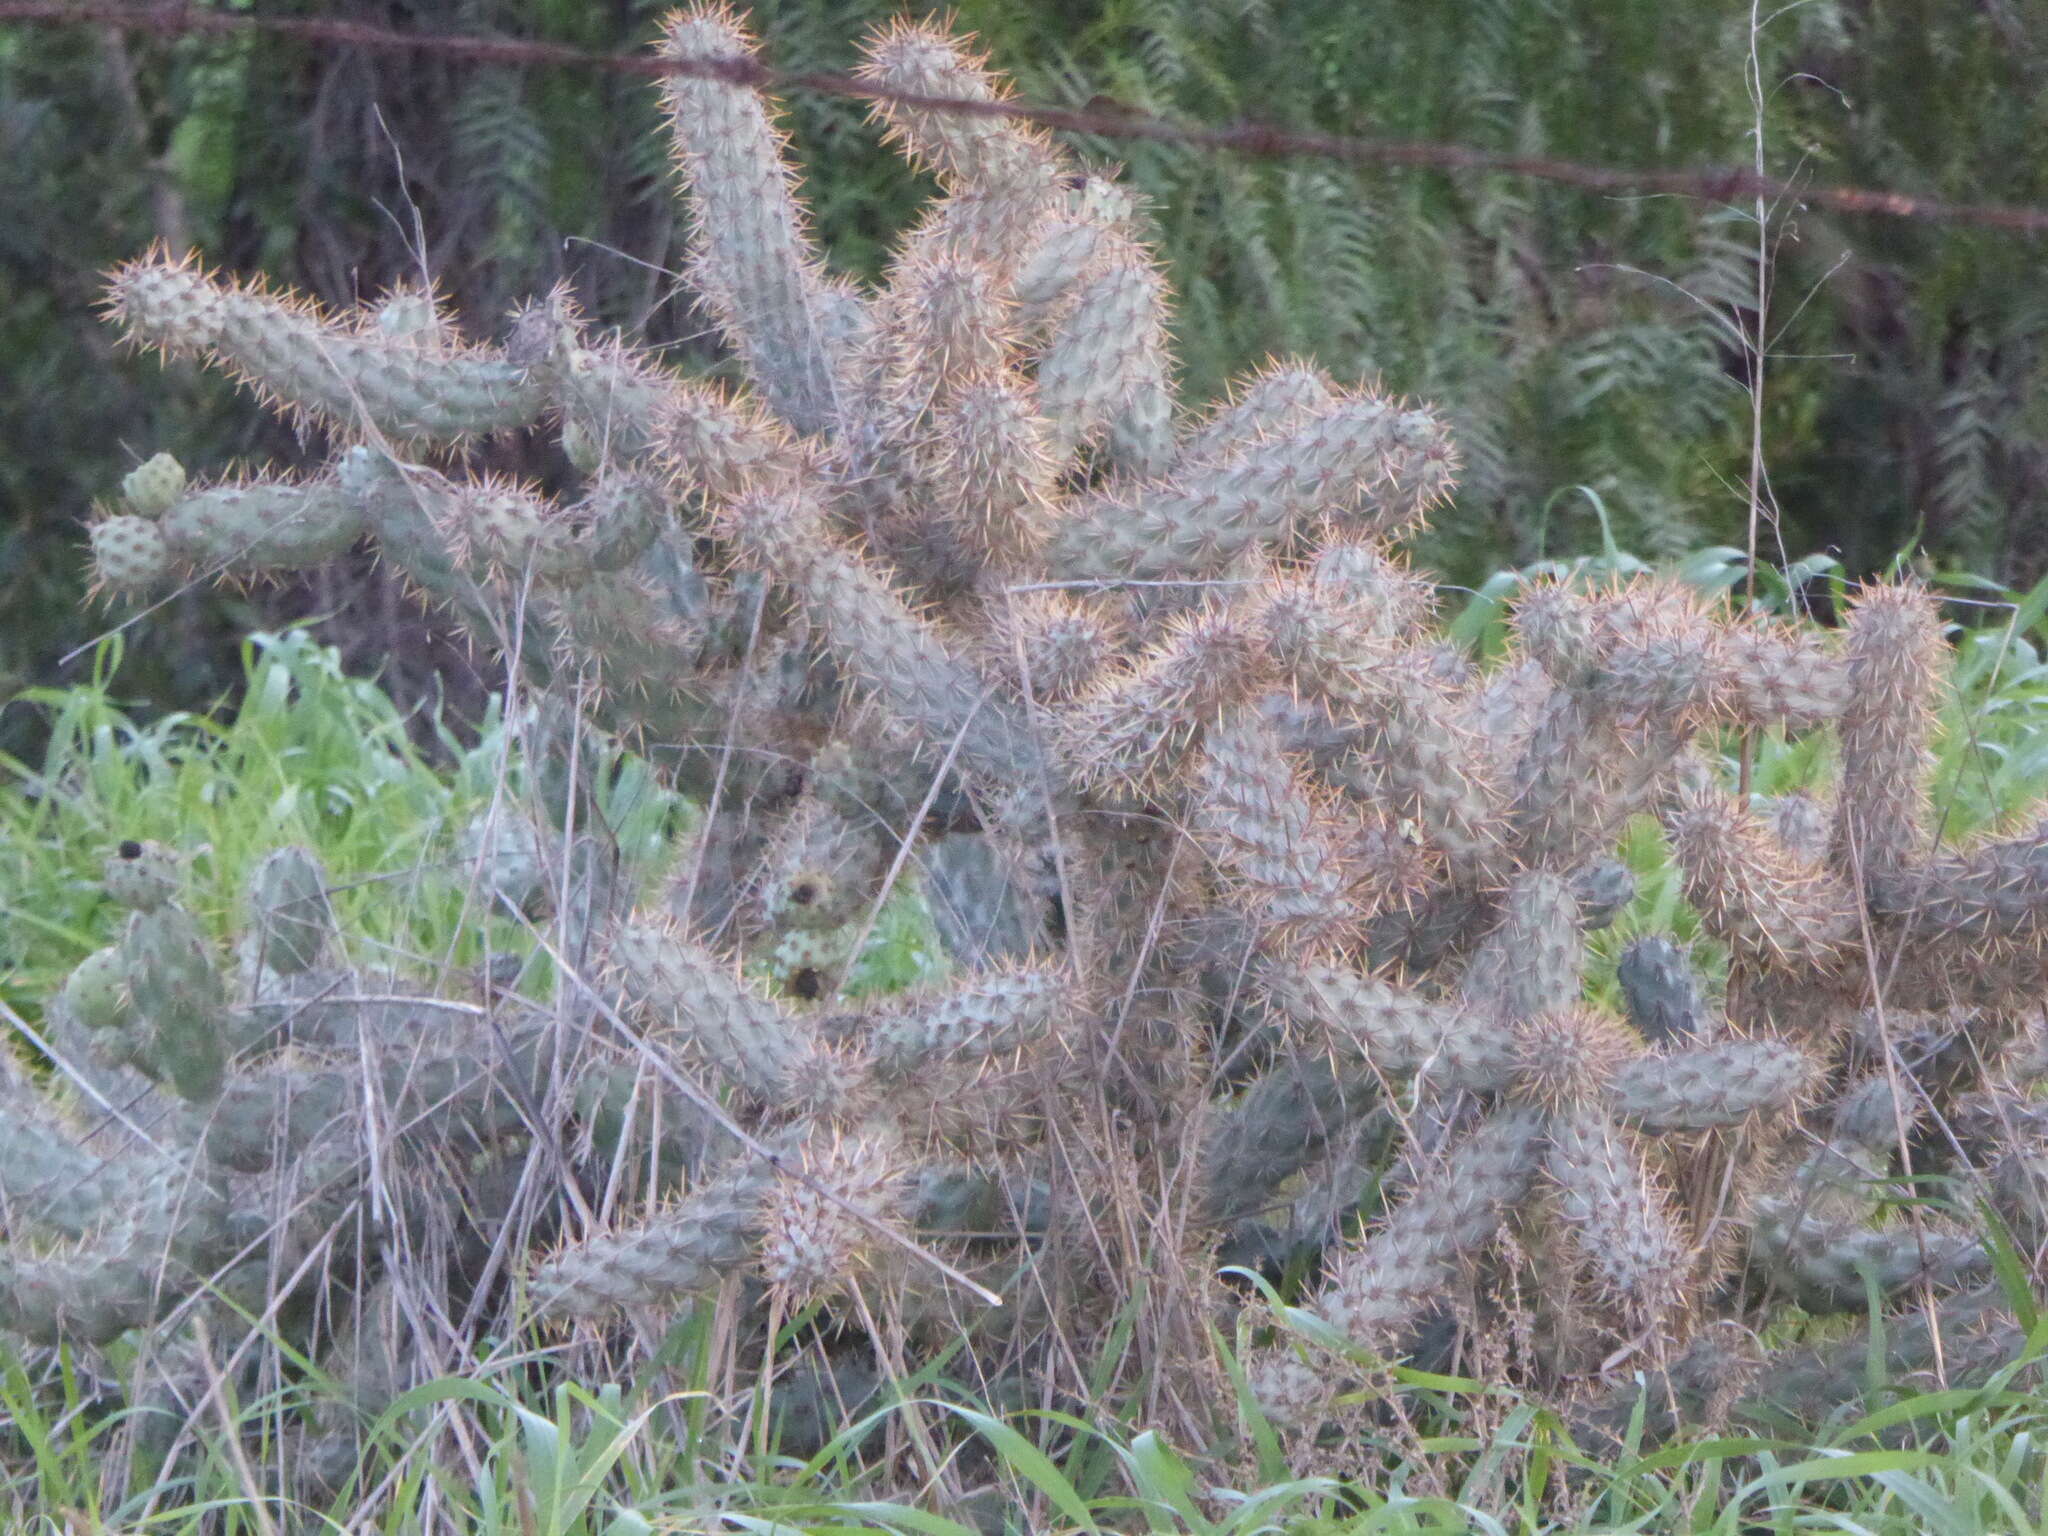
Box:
13 0 2048 1480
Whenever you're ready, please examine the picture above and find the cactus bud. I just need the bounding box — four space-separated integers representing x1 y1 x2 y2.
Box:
121 453 187 517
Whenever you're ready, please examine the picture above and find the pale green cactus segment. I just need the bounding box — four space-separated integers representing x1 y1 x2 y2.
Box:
0 1168 234 1345
1754 1208 1984 1314
121 452 188 517
1741 1285 2026 1430
1607 1039 1812 1131
1260 597 1507 881
1746 1137 1983 1312
59 944 136 1034
1176 363 1337 470
103 839 183 912
1710 621 1853 731
1831 580 1944 892
449 474 664 586
1459 871 1584 1024
609 918 823 1104
507 292 673 470
0 1079 154 1239
1615 936 1709 1044
88 515 174 595
1312 1106 1544 1344
1262 959 1515 1094
121 903 227 1103
1665 785 1858 968
1045 391 1451 582
158 478 366 573
106 253 545 440
866 967 1069 1078
204 1038 542 1175
245 846 333 977
1195 711 1366 949
654 379 797 504
657 9 842 435
725 486 1042 790
1544 1110 1687 1316
1034 251 1173 466
1197 1058 1373 1226
1051 603 1264 794
533 1154 772 1316
1007 174 1137 328
205 1068 356 1174
1869 829 2048 947
855 20 1065 271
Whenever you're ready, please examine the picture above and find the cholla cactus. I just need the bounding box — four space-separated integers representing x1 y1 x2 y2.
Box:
23 1 2048 1472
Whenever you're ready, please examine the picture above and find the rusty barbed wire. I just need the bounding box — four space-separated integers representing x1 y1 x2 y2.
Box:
5 0 2048 235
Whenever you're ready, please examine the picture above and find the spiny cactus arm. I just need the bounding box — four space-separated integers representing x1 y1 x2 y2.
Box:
504 288 677 471
1765 792 1832 864
1710 621 1853 732
1746 1139 1985 1312
721 485 1043 791
1988 1136 2048 1249
205 1067 358 1174
207 1023 553 1176
1035 237 1177 477
122 902 227 1103
1867 823 2048 948
1737 1284 2027 1429
657 5 846 435
1258 587 1507 885
1174 362 1337 470
244 846 335 978
1310 541 1438 637
533 1156 771 1316
1508 579 1720 869
1573 858 1637 931
1310 1106 1546 1345
609 918 842 1111
1665 785 1859 971
106 250 545 441
1051 602 1266 794
1457 870 1585 1024
1615 936 1712 1045
1606 1038 1815 1131
918 375 1058 577
1196 1057 1377 1227
865 251 1014 427
854 19 1067 274
0 1169 233 1345
1195 710 1373 951
427 472 664 588
89 463 370 599
1830 580 1945 892
0 1079 166 1240
1260 959 1516 1094
1753 1212 1985 1314
1044 388 1454 582
1544 1109 1688 1320
864 967 1072 1079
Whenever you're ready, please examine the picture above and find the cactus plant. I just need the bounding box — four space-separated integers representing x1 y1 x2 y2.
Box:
16 1 2048 1487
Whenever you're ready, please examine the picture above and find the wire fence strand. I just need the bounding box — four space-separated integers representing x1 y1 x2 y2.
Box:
6 0 2048 236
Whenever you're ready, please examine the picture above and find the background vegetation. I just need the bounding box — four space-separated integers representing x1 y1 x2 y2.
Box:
5 0 2046 753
